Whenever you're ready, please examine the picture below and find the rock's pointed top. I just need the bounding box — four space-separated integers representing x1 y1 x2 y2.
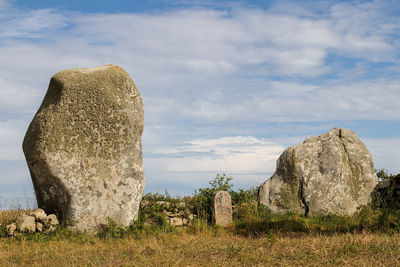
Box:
65 64 124 74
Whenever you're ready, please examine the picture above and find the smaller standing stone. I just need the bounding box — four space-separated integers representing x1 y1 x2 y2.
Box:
6 223 17 236
213 191 232 227
31 209 47 221
17 215 36 232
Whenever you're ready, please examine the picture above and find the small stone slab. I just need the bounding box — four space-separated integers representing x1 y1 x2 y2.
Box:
213 191 232 227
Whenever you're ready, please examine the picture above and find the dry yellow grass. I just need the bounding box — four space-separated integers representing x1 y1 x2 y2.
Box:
0 210 32 226
0 231 400 266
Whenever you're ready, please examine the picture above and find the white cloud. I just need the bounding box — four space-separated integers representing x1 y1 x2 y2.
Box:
0 77 42 112
145 136 284 185
0 0 399 197
364 138 400 175
144 134 400 192
0 0 10 10
329 0 399 56
173 79 400 123
0 120 27 161
69 4 396 78
0 5 67 39
0 1 398 121
2 1 398 125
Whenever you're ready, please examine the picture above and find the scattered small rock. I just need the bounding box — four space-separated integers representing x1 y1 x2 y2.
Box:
168 217 184 227
30 209 47 221
47 225 57 232
46 214 59 226
156 201 170 207
6 223 16 236
3 210 60 236
36 222 44 232
17 214 36 232
140 200 150 208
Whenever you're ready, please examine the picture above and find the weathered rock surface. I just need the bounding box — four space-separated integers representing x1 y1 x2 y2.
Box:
36 222 44 232
213 191 232 226
31 208 47 221
46 214 59 226
258 128 378 216
5 210 60 236
6 223 16 236
23 65 145 232
17 215 36 232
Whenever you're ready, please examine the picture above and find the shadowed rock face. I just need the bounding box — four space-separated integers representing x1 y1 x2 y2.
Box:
258 128 378 216
23 65 145 232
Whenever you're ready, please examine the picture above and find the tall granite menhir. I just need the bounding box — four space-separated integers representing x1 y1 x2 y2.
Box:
23 65 145 232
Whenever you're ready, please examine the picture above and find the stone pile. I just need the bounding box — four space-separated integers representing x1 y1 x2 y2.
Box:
6 209 59 236
164 211 194 227
140 200 195 227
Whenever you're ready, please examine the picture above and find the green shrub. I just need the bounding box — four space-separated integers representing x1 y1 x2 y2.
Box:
191 173 234 223
376 168 396 180
372 169 400 210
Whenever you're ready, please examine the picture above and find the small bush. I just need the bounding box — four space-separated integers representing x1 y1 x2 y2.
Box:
373 169 400 210
191 173 234 223
376 168 396 180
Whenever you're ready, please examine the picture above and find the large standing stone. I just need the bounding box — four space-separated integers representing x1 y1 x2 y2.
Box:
213 191 232 226
23 65 145 232
258 128 378 216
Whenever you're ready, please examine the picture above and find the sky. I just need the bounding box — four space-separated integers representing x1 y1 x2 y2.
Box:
0 0 399 208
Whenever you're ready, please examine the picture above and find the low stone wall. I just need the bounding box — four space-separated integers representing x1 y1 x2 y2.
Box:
140 200 196 226
3 209 59 236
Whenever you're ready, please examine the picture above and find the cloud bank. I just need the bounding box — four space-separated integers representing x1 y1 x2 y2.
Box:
0 0 399 203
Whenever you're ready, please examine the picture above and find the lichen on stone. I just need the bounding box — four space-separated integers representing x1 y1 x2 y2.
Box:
258 128 378 216
23 65 145 233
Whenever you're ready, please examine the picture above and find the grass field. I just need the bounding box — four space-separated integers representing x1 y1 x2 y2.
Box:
2 208 400 266
0 229 400 266
2 173 399 266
